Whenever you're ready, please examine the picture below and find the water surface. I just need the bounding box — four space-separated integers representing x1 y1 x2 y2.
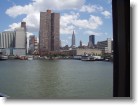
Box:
0 60 113 99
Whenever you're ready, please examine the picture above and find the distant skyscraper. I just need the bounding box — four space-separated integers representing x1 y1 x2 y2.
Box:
88 35 95 48
71 30 75 48
80 40 82 47
89 35 95 45
39 10 60 55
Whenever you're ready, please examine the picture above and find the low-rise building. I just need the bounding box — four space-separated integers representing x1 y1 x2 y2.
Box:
76 48 102 56
97 38 112 53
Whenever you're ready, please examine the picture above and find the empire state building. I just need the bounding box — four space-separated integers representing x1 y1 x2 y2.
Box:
71 30 75 48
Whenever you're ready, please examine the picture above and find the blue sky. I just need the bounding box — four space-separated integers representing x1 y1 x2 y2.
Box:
0 0 112 47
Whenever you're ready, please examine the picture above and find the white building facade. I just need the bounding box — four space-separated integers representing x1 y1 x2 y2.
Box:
15 28 26 48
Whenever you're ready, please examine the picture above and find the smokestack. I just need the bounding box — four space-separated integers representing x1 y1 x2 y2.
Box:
21 22 26 31
47 10 52 13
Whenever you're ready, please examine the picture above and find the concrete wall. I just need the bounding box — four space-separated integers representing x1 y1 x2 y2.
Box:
13 49 26 56
15 28 26 48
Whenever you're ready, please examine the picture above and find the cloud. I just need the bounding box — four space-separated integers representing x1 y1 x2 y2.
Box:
60 12 103 34
26 32 33 38
6 12 103 35
80 4 103 13
74 15 103 29
60 12 79 34
6 0 85 18
6 5 35 18
101 10 111 18
5 0 85 34
23 13 40 32
60 25 75 35
5 13 40 32
84 30 107 36
5 22 21 31
61 39 69 46
5 0 103 35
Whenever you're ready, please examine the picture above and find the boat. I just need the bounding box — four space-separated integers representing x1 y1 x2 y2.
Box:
0 55 8 60
81 55 104 61
93 56 104 61
73 55 82 60
44 56 48 60
81 55 95 61
49 57 54 60
28 56 33 60
0 92 9 97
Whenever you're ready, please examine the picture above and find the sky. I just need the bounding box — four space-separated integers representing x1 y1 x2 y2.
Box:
0 0 112 47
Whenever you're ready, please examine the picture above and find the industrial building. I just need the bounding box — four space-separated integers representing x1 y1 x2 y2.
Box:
0 22 27 56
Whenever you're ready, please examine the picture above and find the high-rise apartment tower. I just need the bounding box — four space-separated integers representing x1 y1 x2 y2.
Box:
39 10 60 55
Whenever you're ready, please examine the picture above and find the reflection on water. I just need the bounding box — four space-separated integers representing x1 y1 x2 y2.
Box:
0 60 113 99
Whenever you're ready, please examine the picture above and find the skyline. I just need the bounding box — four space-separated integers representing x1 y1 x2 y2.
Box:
0 0 112 47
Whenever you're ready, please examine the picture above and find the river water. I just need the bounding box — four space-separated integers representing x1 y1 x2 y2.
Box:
0 60 113 99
